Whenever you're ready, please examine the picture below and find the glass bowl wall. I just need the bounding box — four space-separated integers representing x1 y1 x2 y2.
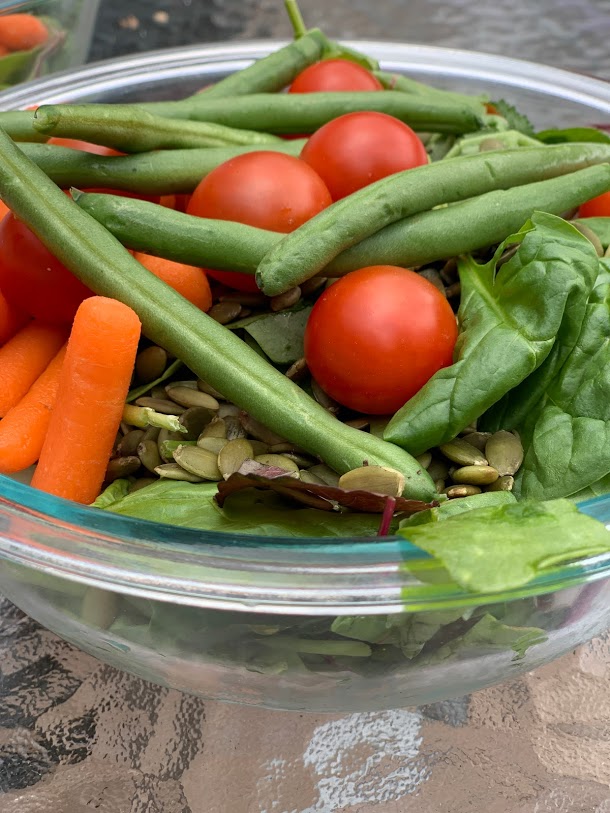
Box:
0 43 609 712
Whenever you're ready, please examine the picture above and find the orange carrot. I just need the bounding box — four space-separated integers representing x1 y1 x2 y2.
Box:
134 252 213 312
0 14 48 52
0 287 29 346
31 296 141 504
0 198 9 221
0 344 66 473
0 321 66 417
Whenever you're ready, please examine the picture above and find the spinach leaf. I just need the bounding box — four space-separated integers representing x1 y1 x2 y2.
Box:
571 472 610 504
105 478 385 537
514 266 610 500
399 491 515 528
537 127 610 145
416 613 547 665
573 217 610 249
91 479 131 508
232 306 312 365
385 213 599 455
492 99 535 137
400 498 610 593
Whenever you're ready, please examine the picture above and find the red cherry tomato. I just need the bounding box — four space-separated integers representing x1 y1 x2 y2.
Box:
187 151 332 291
0 212 92 324
304 266 457 414
289 59 383 93
579 191 610 218
301 111 428 200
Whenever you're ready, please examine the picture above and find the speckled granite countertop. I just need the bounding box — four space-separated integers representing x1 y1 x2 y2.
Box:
1 2 610 811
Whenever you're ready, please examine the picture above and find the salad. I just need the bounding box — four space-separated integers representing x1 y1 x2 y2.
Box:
1 0 610 681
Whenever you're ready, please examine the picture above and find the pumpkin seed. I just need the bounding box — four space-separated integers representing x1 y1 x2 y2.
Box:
418 267 446 295
285 357 308 381
105 455 141 482
197 379 225 399
299 469 327 485
166 386 220 410
270 285 301 312
137 439 162 474
439 438 488 466
135 345 168 384
311 378 340 413
369 417 389 438
486 474 515 492
117 429 145 457
573 222 604 257
427 456 450 482
225 415 247 440
173 445 222 480
239 414 285 445
485 431 524 476
200 416 227 439
254 453 300 474
217 403 240 419
435 478 446 493
142 425 161 443
180 406 216 439
135 396 186 415
155 463 205 483
344 417 370 431
280 451 318 468
444 484 482 498
196 436 229 454
218 439 255 479
300 276 327 296
416 451 432 469
460 431 492 452
208 300 242 324
308 463 340 486
220 291 267 306
249 440 270 456
339 465 405 497
149 385 170 400
451 464 499 486
165 379 199 392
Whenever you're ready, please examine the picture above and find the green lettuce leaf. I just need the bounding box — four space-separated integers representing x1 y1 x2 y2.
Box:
537 127 610 145
573 217 610 249
571 472 610 504
492 99 535 137
399 491 516 528
91 478 131 508
400 498 610 593
385 213 600 455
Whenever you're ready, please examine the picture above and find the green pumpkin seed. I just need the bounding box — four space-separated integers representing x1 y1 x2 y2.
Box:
486 474 515 492
343 417 370 431
180 406 216 439
225 415 248 440
105 455 141 482
427 457 450 482
435 478 446 493
444 484 482 498
439 438 488 466
155 463 205 483
299 469 327 485
117 429 145 457
416 451 432 469
254 453 300 474
200 416 227 439
240 414 285 445
308 463 340 487
338 465 405 497
197 379 225 399
218 439 255 479
135 396 186 415
270 285 301 312
208 300 242 324
197 436 229 454
285 357 308 381
135 346 168 384
485 431 524 476
460 431 492 452
451 464 499 486
137 439 162 474
311 378 340 413
166 385 220 411
572 222 604 257
173 445 222 480
159 439 197 462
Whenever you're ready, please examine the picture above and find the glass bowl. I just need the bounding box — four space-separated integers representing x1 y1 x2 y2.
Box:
0 43 610 713
0 0 99 88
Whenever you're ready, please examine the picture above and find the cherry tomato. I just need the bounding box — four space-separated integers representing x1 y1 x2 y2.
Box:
289 59 383 93
304 265 457 414
0 212 92 324
579 191 610 218
301 111 428 200
187 151 332 291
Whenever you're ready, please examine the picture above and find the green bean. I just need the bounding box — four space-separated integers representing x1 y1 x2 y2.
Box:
74 165 610 283
32 104 283 152
374 69 487 113
325 164 610 274
72 190 278 273
18 140 306 194
135 91 486 135
0 127 435 501
256 143 610 295
0 110 46 142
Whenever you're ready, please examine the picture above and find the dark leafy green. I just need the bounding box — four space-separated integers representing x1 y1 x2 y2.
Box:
571 473 610 504
399 491 516 528
91 478 131 508
537 127 610 145
492 99 535 137
400 498 610 593
126 358 183 403
228 306 312 364
512 265 610 500
106 478 386 537
385 213 600 455
573 217 610 249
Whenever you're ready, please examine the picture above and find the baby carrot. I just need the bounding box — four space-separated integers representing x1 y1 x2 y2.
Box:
31 296 141 504
0 14 48 52
0 344 66 474
0 288 29 346
0 199 9 220
0 321 66 417
134 252 212 312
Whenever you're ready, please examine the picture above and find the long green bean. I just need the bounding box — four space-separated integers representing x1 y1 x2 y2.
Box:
0 110 46 142
134 91 486 135
256 142 610 295
18 140 306 194
32 104 283 152
74 165 610 280
373 69 488 113
0 126 436 501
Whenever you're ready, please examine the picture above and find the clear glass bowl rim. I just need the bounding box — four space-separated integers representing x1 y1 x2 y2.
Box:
0 41 610 615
